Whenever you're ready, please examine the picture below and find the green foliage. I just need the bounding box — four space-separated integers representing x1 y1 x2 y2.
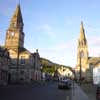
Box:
40 57 72 75
41 65 56 74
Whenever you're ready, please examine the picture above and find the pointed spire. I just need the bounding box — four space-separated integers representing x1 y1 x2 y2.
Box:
9 4 23 29
19 0 21 5
79 21 86 41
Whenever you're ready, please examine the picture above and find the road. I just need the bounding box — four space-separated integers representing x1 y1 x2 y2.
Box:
0 81 72 100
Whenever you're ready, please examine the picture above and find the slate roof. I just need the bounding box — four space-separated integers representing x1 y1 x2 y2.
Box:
88 57 100 65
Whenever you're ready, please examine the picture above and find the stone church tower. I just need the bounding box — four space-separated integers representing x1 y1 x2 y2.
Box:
4 4 41 83
5 4 24 51
77 22 89 73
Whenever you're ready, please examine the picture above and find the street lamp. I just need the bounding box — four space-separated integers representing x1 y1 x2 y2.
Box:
90 63 93 84
80 51 84 85
16 47 20 83
40 65 43 80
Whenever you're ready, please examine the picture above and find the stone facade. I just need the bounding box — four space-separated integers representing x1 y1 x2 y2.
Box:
57 66 74 79
76 22 100 81
8 48 35 83
0 47 10 85
32 50 41 81
4 4 41 83
77 22 89 74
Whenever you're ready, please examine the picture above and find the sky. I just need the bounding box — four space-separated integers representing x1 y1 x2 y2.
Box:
0 0 100 67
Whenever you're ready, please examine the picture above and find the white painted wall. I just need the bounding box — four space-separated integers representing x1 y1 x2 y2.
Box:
93 66 100 85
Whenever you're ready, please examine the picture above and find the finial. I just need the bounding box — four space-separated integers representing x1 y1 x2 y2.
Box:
17 0 21 7
81 21 83 26
19 0 20 5
81 21 83 25
36 49 38 53
80 21 84 29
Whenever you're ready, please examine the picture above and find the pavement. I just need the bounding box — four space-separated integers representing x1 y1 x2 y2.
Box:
80 83 96 100
71 83 90 100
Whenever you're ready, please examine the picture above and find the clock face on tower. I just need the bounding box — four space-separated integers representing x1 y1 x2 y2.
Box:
11 32 14 36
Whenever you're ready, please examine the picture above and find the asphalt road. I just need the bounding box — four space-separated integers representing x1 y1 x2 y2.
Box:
0 81 72 100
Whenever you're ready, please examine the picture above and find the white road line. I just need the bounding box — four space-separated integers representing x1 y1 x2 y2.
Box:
66 96 69 100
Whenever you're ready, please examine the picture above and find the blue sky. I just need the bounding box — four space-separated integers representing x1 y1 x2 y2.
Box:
0 0 100 67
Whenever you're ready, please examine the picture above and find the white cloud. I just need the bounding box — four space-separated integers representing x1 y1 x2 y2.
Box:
88 36 100 57
88 36 100 46
87 26 100 34
84 23 100 57
38 39 77 67
37 24 56 38
27 22 100 68
38 35 100 67
41 24 51 31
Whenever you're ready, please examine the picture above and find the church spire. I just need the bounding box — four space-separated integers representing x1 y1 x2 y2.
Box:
79 21 86 41
5 4 25 49
9 4 23 30
77 21 89 74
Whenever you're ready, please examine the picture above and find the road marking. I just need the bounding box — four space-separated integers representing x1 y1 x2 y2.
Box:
66 96 69 100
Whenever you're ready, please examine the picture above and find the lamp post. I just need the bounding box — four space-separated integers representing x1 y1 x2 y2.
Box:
16 47 20 83
90 63 93 84
80 54 82 85
79 51 83 85
40 65 43 80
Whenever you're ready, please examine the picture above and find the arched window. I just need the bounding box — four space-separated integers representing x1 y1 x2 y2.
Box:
80 51 84 58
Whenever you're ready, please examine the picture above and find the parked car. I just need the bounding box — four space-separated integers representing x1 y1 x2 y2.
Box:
58 78 72 89
96 85 100 100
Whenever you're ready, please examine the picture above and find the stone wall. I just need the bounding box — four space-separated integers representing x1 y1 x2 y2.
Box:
0 47 10 85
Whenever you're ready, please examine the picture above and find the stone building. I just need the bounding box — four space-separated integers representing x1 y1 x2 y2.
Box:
76 22 100 81
4 4 41 83
92 61 100 84
32 49 41 81
57 66 74 79
0 46 10 85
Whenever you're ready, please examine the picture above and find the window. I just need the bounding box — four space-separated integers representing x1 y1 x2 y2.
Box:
20 56 25 65
80 51 84 58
